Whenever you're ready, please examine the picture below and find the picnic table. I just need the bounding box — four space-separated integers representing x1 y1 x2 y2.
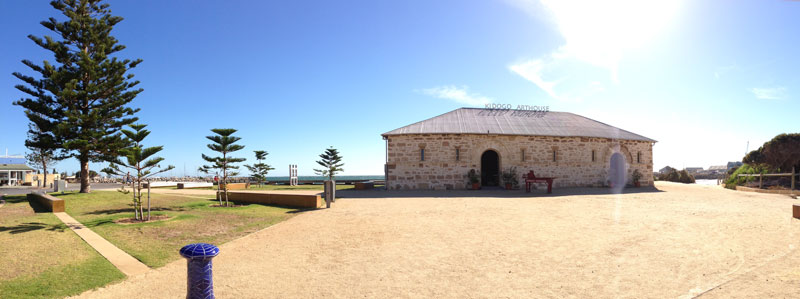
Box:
522 170 555 194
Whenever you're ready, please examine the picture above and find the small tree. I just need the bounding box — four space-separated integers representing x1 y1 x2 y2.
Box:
245 150 274 188
24 122 61 188
103 124 174 221
201 129 245 207
314 146 344 180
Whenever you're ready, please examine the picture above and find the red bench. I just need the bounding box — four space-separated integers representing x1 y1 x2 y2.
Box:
522 170 555 194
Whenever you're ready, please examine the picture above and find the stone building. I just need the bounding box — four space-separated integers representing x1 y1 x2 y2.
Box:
381 108 656 190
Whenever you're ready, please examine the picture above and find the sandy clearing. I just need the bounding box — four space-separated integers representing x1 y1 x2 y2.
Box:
75 182 800 298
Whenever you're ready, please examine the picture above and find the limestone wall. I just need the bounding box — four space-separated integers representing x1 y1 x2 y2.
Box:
385 134 654 190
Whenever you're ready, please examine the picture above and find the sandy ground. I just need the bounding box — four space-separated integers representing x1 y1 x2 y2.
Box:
75 182 800 298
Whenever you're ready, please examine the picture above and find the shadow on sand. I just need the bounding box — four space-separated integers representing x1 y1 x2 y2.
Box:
336 185 664 199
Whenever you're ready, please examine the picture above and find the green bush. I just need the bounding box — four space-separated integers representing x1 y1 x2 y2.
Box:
723 164 767 189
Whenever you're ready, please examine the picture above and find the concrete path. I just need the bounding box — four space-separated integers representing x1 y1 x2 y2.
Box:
54 212 150 277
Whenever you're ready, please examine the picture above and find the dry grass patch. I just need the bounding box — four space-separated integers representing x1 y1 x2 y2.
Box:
57 191 299 268
0 194 123 298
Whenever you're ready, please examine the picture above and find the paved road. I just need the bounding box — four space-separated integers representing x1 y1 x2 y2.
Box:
0 183 122 196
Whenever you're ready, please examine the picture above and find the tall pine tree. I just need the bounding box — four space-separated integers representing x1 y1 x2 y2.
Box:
13 0 141 193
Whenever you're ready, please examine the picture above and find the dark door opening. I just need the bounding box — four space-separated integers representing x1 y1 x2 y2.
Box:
481 150 500 186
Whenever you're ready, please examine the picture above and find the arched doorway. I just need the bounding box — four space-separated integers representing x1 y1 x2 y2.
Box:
481 150 500 187
609 152 627 193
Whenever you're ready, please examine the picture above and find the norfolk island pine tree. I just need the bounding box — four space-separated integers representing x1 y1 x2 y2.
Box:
201 129 246 207
13 0 142 193
102 124 174 221
314 146 344 180
245 150 275 188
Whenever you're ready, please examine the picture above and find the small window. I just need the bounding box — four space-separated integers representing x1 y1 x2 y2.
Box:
421 148 425 161
521 149 525 162
456 148 460 161
552 150 557 162
637 152 641 163
592 150 596 162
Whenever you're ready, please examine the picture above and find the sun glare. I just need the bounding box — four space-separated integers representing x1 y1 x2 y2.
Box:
541 0 683 71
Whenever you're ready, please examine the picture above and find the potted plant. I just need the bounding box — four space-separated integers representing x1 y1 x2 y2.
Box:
632 169 642 187
502 167 518 190
467 169 481 190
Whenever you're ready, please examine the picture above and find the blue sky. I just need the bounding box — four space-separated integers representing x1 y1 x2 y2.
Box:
1 0 798 176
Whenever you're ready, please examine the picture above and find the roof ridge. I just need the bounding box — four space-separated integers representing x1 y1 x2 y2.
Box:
562 111 657 142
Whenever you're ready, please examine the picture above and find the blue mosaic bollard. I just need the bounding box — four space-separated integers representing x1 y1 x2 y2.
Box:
180 243 220 299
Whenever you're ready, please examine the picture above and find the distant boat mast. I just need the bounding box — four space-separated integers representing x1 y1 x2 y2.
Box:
745 141 749 156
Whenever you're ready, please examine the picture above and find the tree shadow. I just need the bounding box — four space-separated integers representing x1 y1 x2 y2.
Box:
83 206 187 215
0 222 67 234
1 194 31 204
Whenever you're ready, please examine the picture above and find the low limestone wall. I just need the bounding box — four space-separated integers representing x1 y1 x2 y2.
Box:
178 182 213 189
218 191 322 208
219 183 249 190
27 192 65 213
142 181 178 188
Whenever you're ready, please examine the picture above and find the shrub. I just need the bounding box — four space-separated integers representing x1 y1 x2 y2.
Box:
743 133 800 172
658 168 695 184
677 170 695 184
723 163 768 189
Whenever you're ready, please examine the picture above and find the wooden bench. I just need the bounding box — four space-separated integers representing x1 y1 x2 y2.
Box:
355 181 374 190
27 192 65 213
522 170 555 194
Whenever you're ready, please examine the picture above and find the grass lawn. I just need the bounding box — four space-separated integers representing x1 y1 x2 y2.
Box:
54 191 298 267
0 194 125 299
175 184 383 191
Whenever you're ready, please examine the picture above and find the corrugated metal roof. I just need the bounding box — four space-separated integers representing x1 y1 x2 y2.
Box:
0 164 34 171
381 108 656 142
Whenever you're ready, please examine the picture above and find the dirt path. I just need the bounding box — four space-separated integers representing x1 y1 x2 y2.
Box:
76 182 800 298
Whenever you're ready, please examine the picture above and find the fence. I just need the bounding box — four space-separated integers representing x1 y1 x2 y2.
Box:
737 167 797 190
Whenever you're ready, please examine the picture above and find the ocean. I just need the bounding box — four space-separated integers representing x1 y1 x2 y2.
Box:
265 175 383 182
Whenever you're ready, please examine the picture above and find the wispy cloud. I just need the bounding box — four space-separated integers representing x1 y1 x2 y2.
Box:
418 85 493 106
505 0 682 100
750 87 787 100
508 59 560 99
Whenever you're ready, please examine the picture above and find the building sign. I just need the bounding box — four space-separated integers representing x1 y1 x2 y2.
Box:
484 103 549 112
482 104 549 117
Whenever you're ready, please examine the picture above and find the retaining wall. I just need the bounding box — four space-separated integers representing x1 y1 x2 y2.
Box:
27 192 65 213
218 191 323 208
